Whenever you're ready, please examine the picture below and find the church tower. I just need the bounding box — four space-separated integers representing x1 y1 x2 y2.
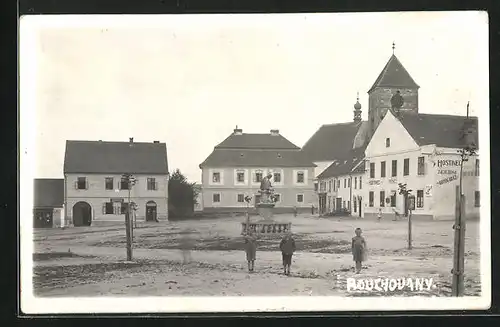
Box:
353 92 362 124
367 43 420 136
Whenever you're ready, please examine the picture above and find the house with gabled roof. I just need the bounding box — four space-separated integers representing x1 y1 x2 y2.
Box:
363 109 479 221
64 138 169 226
199 127 316 214
33 178 65 228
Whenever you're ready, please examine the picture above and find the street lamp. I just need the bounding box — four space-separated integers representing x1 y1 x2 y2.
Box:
120 173 137 261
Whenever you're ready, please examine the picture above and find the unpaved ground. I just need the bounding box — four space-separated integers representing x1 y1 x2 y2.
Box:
32 214 482 297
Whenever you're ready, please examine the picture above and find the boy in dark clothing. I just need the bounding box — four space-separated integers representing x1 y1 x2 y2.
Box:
352 228 367 274
244 232 257 272
280 232 296 276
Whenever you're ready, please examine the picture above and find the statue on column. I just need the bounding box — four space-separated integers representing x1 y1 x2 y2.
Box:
259 173 274 204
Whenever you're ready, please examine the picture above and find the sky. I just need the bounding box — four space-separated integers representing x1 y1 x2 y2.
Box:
22 11 489 183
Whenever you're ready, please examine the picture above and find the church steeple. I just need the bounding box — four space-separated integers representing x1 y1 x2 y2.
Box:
367 44 420 136
353 92 362 123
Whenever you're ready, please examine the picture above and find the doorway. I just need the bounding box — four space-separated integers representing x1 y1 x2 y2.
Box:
335 198 342 213
358 198 362 217
146 201 157 221
72 202 92 227
34 209 53 228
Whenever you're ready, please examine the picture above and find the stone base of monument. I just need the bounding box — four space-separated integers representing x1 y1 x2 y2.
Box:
241 202 292 235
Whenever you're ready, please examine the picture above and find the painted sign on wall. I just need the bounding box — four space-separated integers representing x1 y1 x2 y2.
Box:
388 178 398 184
436 174 458 185
437 169 457 175
424 185 432 197
436 159 461 168
369 180 381 185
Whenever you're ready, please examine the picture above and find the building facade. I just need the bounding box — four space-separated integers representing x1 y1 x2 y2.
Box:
199 128 316 214
363 110 479 221
63 138 169 226
33 178 65 228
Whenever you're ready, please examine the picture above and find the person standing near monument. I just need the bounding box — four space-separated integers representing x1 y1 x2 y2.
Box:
280 232 296 276
243 231 258 272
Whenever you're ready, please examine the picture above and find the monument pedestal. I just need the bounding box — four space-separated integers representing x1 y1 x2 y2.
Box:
241 202 292 235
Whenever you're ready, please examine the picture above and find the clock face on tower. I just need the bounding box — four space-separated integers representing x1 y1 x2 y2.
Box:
391 91 404 109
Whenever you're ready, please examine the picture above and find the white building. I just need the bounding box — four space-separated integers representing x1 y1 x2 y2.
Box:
363 109 479 221
63 138 169 226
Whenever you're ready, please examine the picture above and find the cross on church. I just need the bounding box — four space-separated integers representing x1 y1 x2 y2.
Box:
392 42 396 54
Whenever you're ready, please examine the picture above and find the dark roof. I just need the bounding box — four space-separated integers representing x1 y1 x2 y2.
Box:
317 148 366 179
368 55 419 93
215 133 300 150
34 179 64 208
64 140 168 174
399 113 479 149
301 122 364 162
199 149 316 168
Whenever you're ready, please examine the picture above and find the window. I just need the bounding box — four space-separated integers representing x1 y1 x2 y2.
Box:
120 178 129 190
369 191 374 207
147 177 157 190
390 191 397 207
354 177 357 189
273 172 281 183
391 160 398 177
212 172 221 183
314 183 318 192
353 197 357 212
380 191 385 207
237 172 245 183
337 179 340 188
76 177 87 190
105 177 114 190
381 161 386 178
475 159 480 176
344 179 346 188
121 202 128 214
254 171 263 183
274 194 281 203
386 138 391 147
370 163 375 178
359 176 362 189
474 191 480 207
328 181 332 193
297 194 304 203
417 190 424 208
417 156 425 175
213 193 221 203
237 194 245 203
348 200 351 211
348 178 351 187
403 158 410 176
104 202 114 214
297 172 305 183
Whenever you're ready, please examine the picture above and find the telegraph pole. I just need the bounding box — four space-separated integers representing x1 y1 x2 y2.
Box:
122 173 137 261
398 183 413 250
452 102 476 296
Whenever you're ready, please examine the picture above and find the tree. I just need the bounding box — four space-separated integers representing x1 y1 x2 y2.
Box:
168 169 200 219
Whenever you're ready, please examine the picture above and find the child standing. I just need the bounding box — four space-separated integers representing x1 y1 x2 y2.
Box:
280 232 296 276
377 208 382 221
244 231 257 272
352 228 367 274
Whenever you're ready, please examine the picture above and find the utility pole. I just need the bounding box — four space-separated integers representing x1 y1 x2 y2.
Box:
398 183 413 250
452 102 476 296
122 173 137 261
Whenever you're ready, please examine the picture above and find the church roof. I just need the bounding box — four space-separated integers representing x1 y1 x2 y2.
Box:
399 113 479 149
368 55 419 93
301 121 366 162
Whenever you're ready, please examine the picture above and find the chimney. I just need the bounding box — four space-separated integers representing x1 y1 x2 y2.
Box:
153 141 159 144
233 126 243 135
129 137 134 143
270 129 279 136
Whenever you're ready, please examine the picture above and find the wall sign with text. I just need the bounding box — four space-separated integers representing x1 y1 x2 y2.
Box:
436 174 458 185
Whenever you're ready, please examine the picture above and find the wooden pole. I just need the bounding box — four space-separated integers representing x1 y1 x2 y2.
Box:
408 207 412 250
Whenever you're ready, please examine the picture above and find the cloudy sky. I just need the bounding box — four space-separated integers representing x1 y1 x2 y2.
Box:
22 11 488 183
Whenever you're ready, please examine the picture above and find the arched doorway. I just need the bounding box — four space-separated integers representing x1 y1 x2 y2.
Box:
73 202 92 227
146 201 157 222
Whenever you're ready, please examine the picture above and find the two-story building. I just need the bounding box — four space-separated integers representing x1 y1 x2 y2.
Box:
363 109 479 221
199 128 316 214
63 138 169 226
316 148 365 216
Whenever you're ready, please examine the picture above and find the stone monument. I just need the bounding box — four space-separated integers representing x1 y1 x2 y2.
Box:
241 173 292 235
